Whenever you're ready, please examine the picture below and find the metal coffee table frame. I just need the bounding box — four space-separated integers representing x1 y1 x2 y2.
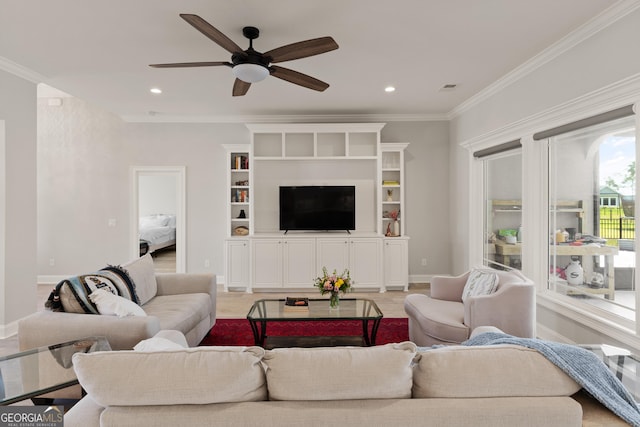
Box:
247 298 383 348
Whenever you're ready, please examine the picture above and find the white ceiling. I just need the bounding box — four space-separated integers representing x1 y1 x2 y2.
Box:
0 0 621 122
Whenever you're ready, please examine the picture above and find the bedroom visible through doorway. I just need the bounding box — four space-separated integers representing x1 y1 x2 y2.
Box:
132 166 185 273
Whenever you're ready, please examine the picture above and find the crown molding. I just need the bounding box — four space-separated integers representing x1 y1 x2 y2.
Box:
459 72 640 151
120 112 448 124
448 0 640 120
0 55 46 83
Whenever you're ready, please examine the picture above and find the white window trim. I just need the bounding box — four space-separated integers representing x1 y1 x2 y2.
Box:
460 73 640 350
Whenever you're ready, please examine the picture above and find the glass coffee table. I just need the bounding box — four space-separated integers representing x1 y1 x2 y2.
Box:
247 298 383 349
0 336 111 405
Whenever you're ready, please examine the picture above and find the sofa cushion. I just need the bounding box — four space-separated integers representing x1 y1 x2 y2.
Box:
413 344 581 398
263 342 416 401
89 289 147 318
404 294 469 343
55 267 139 314
462 268 499 302
72 346 267 406
121 253 157 305
142 293 211 333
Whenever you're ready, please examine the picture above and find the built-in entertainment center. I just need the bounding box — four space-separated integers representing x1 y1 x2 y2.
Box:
223 123 409 293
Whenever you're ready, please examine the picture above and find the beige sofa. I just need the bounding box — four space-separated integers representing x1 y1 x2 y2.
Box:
64 330 595 427
17 255 216 398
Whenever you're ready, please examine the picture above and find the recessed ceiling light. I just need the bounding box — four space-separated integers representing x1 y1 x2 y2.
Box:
150 87 162 94
385 86 396 93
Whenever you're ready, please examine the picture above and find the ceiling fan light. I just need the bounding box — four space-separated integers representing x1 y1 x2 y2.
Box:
233 63 269 83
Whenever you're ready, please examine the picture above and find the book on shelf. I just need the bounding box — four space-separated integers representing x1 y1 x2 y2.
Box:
233 155 249 170
283 297 309 312
382 180 399 185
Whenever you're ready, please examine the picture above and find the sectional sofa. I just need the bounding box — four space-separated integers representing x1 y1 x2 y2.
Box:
17 254 216 399
63 329 629 427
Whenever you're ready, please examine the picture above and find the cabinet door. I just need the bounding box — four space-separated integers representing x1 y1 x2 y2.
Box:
283 239 316 287
251 239 283 288
350 238 383 290
316 239 350 276
225 240 249 290
384 239 408 291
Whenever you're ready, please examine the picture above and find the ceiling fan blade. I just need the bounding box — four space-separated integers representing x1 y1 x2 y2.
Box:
232 79 251 96
265 37 338 63
149 61 232 68
270 65 329 92
180 14 243 54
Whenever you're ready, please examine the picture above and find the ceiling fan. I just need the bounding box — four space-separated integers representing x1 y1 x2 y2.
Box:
150 14 339 96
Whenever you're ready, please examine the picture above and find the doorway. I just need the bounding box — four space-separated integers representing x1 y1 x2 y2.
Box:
131 166 186 273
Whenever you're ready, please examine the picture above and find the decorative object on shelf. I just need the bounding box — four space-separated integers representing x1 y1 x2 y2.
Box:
238 209 246 219
387 210 400 237
314 267 352 309
387 189 393 201
233 226 249 236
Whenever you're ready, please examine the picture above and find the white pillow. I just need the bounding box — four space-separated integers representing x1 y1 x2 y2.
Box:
122 253 157 305
134 337 185 352
89 289 147 318
139 215 169 228
462 268 499 303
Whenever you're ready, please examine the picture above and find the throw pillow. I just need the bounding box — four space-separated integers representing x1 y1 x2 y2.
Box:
134 337 185 351
89 289 147 318
51 267 140 314
462 268 499 303
121 253 158 305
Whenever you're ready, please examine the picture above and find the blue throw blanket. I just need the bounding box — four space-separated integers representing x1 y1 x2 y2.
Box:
462 332 640 426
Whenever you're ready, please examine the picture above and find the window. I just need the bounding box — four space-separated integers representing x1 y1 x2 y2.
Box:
482 151 523 270
547 115 636 321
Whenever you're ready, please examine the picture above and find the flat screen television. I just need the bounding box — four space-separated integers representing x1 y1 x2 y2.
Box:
279 186 355 232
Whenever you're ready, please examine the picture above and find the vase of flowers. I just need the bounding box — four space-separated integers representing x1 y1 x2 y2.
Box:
314 267 352 309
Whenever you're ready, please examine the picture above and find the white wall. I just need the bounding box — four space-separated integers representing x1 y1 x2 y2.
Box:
0 69 37 336
139 174 177 217
36 109 451 282
37 97 129 274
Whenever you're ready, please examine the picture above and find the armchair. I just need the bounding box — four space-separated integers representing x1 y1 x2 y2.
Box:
404 268 535 346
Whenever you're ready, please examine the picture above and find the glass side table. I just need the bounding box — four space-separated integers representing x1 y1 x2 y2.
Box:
0 336 111 405
581 344 639 401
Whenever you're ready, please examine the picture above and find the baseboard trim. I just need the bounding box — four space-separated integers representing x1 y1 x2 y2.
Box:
38 275 66 285
535 323 576 344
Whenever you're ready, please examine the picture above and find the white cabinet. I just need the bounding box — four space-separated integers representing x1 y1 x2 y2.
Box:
317 237 383 291
251 238 316 290
316 238 350 274
251 239 283 289
384 238 409 291
283 239 316 287
349 238 383 289
224 239 249 291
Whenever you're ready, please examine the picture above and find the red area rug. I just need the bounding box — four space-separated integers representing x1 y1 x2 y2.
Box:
199 318 409 347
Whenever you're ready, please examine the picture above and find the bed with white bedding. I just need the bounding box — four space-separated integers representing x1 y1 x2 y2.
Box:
139 214 176 254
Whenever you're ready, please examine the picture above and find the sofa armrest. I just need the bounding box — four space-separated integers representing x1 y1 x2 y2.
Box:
464 283 536 338
18 310 162 351
430 272 469 302
154 273 216 320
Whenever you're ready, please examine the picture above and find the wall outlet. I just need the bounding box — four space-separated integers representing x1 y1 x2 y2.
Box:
49 258 55 266
204 259 211 268
421 258 427 266
108 218 117 227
